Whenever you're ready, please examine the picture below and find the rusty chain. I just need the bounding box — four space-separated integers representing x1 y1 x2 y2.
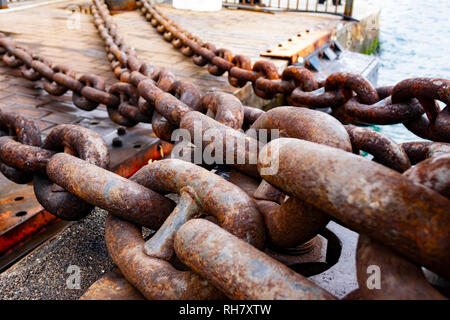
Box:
137 0 449 143
0 0 449 300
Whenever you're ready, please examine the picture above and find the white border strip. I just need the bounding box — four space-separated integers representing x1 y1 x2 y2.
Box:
0 0 68 14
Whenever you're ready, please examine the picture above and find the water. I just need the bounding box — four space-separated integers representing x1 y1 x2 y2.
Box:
372 0 450 142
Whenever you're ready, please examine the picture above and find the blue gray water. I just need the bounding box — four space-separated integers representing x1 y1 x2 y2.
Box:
372 0 450 142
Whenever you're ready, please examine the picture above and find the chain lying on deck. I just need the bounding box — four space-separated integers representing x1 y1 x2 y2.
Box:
0 0 449 300
137 0 450 143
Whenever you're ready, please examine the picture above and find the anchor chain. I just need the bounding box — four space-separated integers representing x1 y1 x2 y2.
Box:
0 0 449 301
137 0 450 143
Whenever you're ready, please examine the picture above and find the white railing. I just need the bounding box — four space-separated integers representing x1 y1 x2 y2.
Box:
222 0 354 18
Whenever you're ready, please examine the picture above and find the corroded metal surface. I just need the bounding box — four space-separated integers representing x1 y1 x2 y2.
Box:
250 106 351 151
392 78 450 141
80 268 145 300
105 214 225 300
0 0 448 302
250 106 351 248
345 125 411 172
33 124 110 221
255 196 329 249
401 141 450 164
356 235 445 300
131 158 265 249
174 219 336 300
199 92 244 129
0 138 54 174
0 111 44 184
180 111 261 177
404 153 450 198
258 138 450 278
46 153 174 228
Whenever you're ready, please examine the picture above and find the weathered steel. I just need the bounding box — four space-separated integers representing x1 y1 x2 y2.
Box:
200 92 244 129
0 111 43 184
138 79 191 126
169 80 202 111
0 137 54 173
180 111 262 177
228 169 260 198
80 268 145 300
345 125 411 172
131 159 265 251
253 179 285 204
34 124 111 221
138 0 340 100
251 106 351 151
332 96 424 125
356 235 445 300
250 106 351 248
105 214 225 300
392 78 450 142
404 153 450 198
46 153 174 227
42 124 110 168
401 141 450 164
243 106 265 129
143 187 200 260
254 196 330 248
152 111 176 141
174 219 336 300
258 138 450 278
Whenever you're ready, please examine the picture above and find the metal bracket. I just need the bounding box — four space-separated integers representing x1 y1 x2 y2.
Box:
260 30 332 64
292 40 343 72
